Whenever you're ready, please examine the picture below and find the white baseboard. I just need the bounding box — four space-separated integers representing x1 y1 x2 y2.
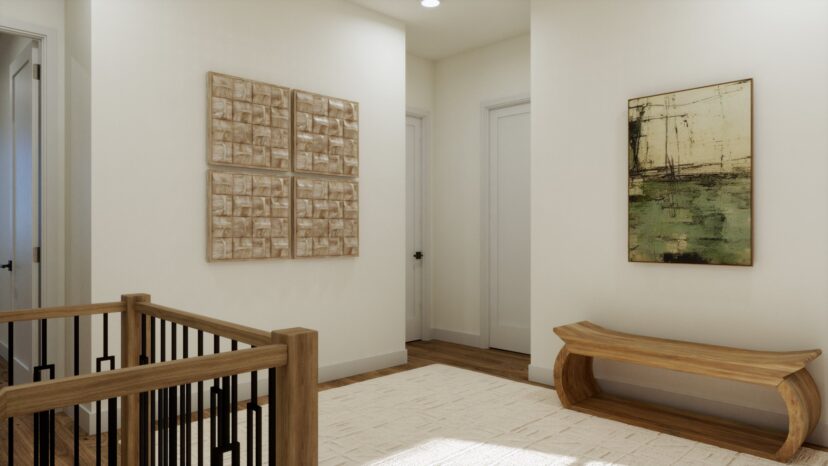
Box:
319 349 408 383
528 364 554 386
82 349 409 432
429 328 487 348
0 339 32 383
528 364 828 447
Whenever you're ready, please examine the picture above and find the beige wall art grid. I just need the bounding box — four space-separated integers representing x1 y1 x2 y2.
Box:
206 72 360 261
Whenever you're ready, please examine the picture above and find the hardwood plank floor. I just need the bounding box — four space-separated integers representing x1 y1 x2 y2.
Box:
0 340 532 464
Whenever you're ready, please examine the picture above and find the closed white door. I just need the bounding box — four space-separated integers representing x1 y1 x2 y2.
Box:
488 102 530 354
406 115 424 342
10 42 40 312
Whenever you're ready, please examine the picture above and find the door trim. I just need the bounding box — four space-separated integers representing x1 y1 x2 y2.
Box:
0 21 65 311
480 95 530 349
406 107 432 341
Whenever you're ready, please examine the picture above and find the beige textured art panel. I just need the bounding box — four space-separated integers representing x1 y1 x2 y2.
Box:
294 90 359 177
294 177 359 257
208 72 291 171
209 170 292 261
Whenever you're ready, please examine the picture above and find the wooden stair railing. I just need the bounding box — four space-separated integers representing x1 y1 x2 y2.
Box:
0 293 318 466
553 321 822 462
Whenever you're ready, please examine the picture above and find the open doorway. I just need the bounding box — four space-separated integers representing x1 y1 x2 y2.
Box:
406 111 429 342
0 30 42 383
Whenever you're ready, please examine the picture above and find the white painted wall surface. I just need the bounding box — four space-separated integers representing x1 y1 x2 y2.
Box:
530 0 828 443
406 53 434 113
89 0 407 378
430 35 529 342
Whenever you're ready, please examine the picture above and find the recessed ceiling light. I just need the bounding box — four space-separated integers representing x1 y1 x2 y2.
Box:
421 0 440 8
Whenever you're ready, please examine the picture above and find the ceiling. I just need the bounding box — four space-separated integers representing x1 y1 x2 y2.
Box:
349 0 530 60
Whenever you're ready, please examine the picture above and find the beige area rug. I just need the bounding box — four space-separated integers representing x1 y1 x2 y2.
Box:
201 364 828 465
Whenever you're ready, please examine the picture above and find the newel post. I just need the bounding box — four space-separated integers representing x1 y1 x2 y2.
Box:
121 293 150 466
272 328 319 465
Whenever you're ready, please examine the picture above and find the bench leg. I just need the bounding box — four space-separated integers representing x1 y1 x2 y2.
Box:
776 369 821 462
554 345 600 407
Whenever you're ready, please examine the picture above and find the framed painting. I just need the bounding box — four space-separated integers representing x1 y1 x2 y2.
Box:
628 79 753 266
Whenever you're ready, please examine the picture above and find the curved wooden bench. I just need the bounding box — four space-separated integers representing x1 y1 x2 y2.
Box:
554 321 821 462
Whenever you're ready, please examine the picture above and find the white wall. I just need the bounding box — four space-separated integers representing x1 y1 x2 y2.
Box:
430 35 529 344
406 53 434 113
88 0 407 380
530 0 828 443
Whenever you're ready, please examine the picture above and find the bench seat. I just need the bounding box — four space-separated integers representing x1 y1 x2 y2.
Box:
553 321 822 462
555 321 821 387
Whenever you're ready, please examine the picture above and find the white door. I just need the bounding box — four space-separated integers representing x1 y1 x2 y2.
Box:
406 115 425 342
10 42 41 312
488 102 530 354
1 42 41 380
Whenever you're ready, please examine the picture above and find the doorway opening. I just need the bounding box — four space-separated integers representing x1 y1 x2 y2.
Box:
406 111 430 342
0 29 42 383
481 98 530 354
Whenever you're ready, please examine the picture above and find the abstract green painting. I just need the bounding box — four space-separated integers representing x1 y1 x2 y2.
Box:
628 79 752 266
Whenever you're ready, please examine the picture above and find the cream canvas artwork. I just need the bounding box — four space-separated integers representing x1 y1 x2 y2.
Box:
294 90 359 176
628 79 752 266
208 72 291 171
208 170 292 261
294 177 359 257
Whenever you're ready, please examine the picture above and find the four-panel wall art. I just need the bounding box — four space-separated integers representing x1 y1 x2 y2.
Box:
206 72 359 261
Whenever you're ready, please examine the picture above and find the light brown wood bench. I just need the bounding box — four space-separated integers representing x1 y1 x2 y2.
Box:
553 321 821 462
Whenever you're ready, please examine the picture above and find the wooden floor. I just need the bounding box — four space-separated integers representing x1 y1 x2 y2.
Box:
0 340 532 464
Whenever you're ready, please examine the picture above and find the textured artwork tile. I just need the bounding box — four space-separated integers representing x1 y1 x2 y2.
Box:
209 170 292 261
208 72 291 171
628 79 752 266
294 90 359 177
294 177 358 257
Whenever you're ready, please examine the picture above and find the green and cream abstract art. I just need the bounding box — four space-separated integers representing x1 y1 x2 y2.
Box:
628 79 752 266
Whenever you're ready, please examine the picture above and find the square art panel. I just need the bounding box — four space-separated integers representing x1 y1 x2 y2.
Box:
208 72 291 171
294 177 359 258
293 90 359 177
628 79 752 266
208 170 292 261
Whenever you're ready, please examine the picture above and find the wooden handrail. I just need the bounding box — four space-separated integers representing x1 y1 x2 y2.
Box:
0 301 125 323
0 344 287 420
136 302 271 347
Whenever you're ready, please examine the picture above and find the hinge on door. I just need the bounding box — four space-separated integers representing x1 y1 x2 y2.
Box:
33 64 41 80
33 246 41 263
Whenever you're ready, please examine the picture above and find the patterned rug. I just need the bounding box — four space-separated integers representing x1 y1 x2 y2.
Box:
194 364 827 465
317 364 828 465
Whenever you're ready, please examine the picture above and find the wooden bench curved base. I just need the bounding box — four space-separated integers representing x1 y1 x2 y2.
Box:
553 322 822 462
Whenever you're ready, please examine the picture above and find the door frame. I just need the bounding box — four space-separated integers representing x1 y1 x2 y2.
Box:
406 108 432 341
0 20 67 381
0 21 65 311
479 95 530 349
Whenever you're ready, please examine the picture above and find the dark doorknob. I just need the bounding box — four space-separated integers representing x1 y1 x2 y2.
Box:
413 251 424 260
1 260 11 272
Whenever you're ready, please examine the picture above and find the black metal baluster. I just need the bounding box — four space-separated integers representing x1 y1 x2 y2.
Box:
73 316 80 466
182 326 190 465
170 323 178 466
95 313 117 466
197 331 204 466
231 340 238 447
151 316 157 466
210 335 219 463
246 370 262 466
33 318 55 466
7 322 13 466
268 368 276 466
160 320 167 466
140 316 149 466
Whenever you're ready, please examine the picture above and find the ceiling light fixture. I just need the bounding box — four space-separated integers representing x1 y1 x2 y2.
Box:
421 0 440 8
